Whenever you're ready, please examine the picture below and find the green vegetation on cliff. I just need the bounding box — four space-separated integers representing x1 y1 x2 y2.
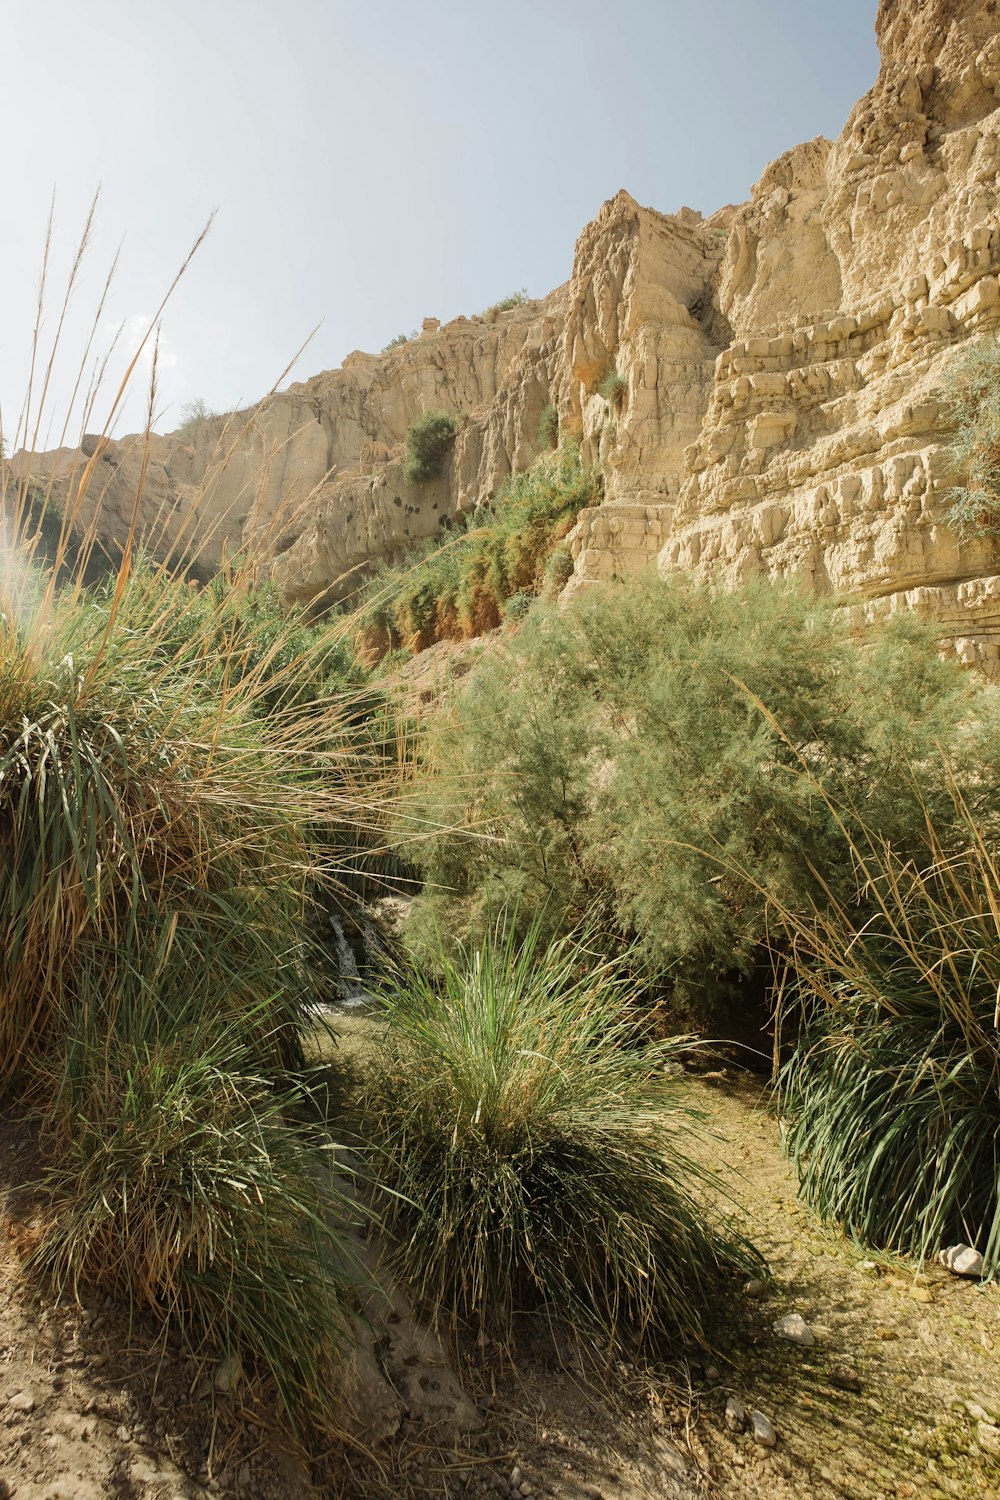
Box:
402 409 458 484
353 443 595 658
943 335 1000 539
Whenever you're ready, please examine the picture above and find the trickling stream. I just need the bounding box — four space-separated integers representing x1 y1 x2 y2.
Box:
327 912 371 1010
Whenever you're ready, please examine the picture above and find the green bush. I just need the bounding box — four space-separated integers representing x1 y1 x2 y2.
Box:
943 335 1000 539
543 544 575 595
538 403 559 449
503 591 532 621
775 780 1000 1273
483 288 529 319
400 575 984 1019
402 410 458 485
360 923 760 1348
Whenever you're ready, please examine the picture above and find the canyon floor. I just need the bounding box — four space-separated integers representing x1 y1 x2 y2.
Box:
1 1068 998 1500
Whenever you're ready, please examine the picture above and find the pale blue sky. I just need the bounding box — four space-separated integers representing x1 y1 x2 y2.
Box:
1 0 880 438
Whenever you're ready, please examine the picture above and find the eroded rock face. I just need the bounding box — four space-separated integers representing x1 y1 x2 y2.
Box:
647 0 1000 676
20 0 1000 665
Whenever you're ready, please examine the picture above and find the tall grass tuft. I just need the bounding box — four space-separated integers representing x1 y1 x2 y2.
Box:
0 548 384 1432
0 204 408 1435
360 923 762 1351
775 777 1000 1275
34 994 356 1434
942 333 1000 539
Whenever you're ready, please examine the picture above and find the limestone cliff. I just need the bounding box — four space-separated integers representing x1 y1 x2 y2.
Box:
653 0 1000 675
21 0 1000 667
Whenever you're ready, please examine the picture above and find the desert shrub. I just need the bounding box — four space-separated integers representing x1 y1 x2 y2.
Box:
503 591 532 621
543 544 575 595
943 335 1000 539
483 288 529 319
352 444 597 659
401 576 985 1019
402 410 458 485
174 395 217 437
360 923 761 1348
382 331 415 352
775 781 1000 1273
538 403 558 449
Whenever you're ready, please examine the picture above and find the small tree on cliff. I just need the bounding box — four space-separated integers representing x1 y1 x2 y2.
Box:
402 411 457 484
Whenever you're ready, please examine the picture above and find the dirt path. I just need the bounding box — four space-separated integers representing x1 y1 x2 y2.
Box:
690 1075 1000 1500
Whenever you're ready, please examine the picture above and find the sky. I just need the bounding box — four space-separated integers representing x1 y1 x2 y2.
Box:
1 0 880 441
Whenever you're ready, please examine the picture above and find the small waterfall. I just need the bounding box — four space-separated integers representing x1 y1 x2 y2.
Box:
327 912 371 1010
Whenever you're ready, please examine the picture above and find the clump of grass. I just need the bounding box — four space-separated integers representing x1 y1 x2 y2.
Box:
353 443 597 658
35 1000 356 1435
537 402 558 449
360 922 762 1350
0 544 384 1433
943 335 1000 539
598 367 627 406
402 410 458 485
775 779 1000 1274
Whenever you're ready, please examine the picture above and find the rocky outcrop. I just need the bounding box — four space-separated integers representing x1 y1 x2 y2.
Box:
20 0 1000 666
648 0 1000 675
17 298 568 604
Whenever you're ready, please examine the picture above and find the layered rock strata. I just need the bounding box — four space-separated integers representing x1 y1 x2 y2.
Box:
18 0 1000 667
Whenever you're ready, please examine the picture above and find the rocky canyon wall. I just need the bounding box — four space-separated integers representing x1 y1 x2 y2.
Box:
19 0 1000 668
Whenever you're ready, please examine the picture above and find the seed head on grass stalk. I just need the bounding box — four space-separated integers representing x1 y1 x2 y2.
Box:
360 920 762 1353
